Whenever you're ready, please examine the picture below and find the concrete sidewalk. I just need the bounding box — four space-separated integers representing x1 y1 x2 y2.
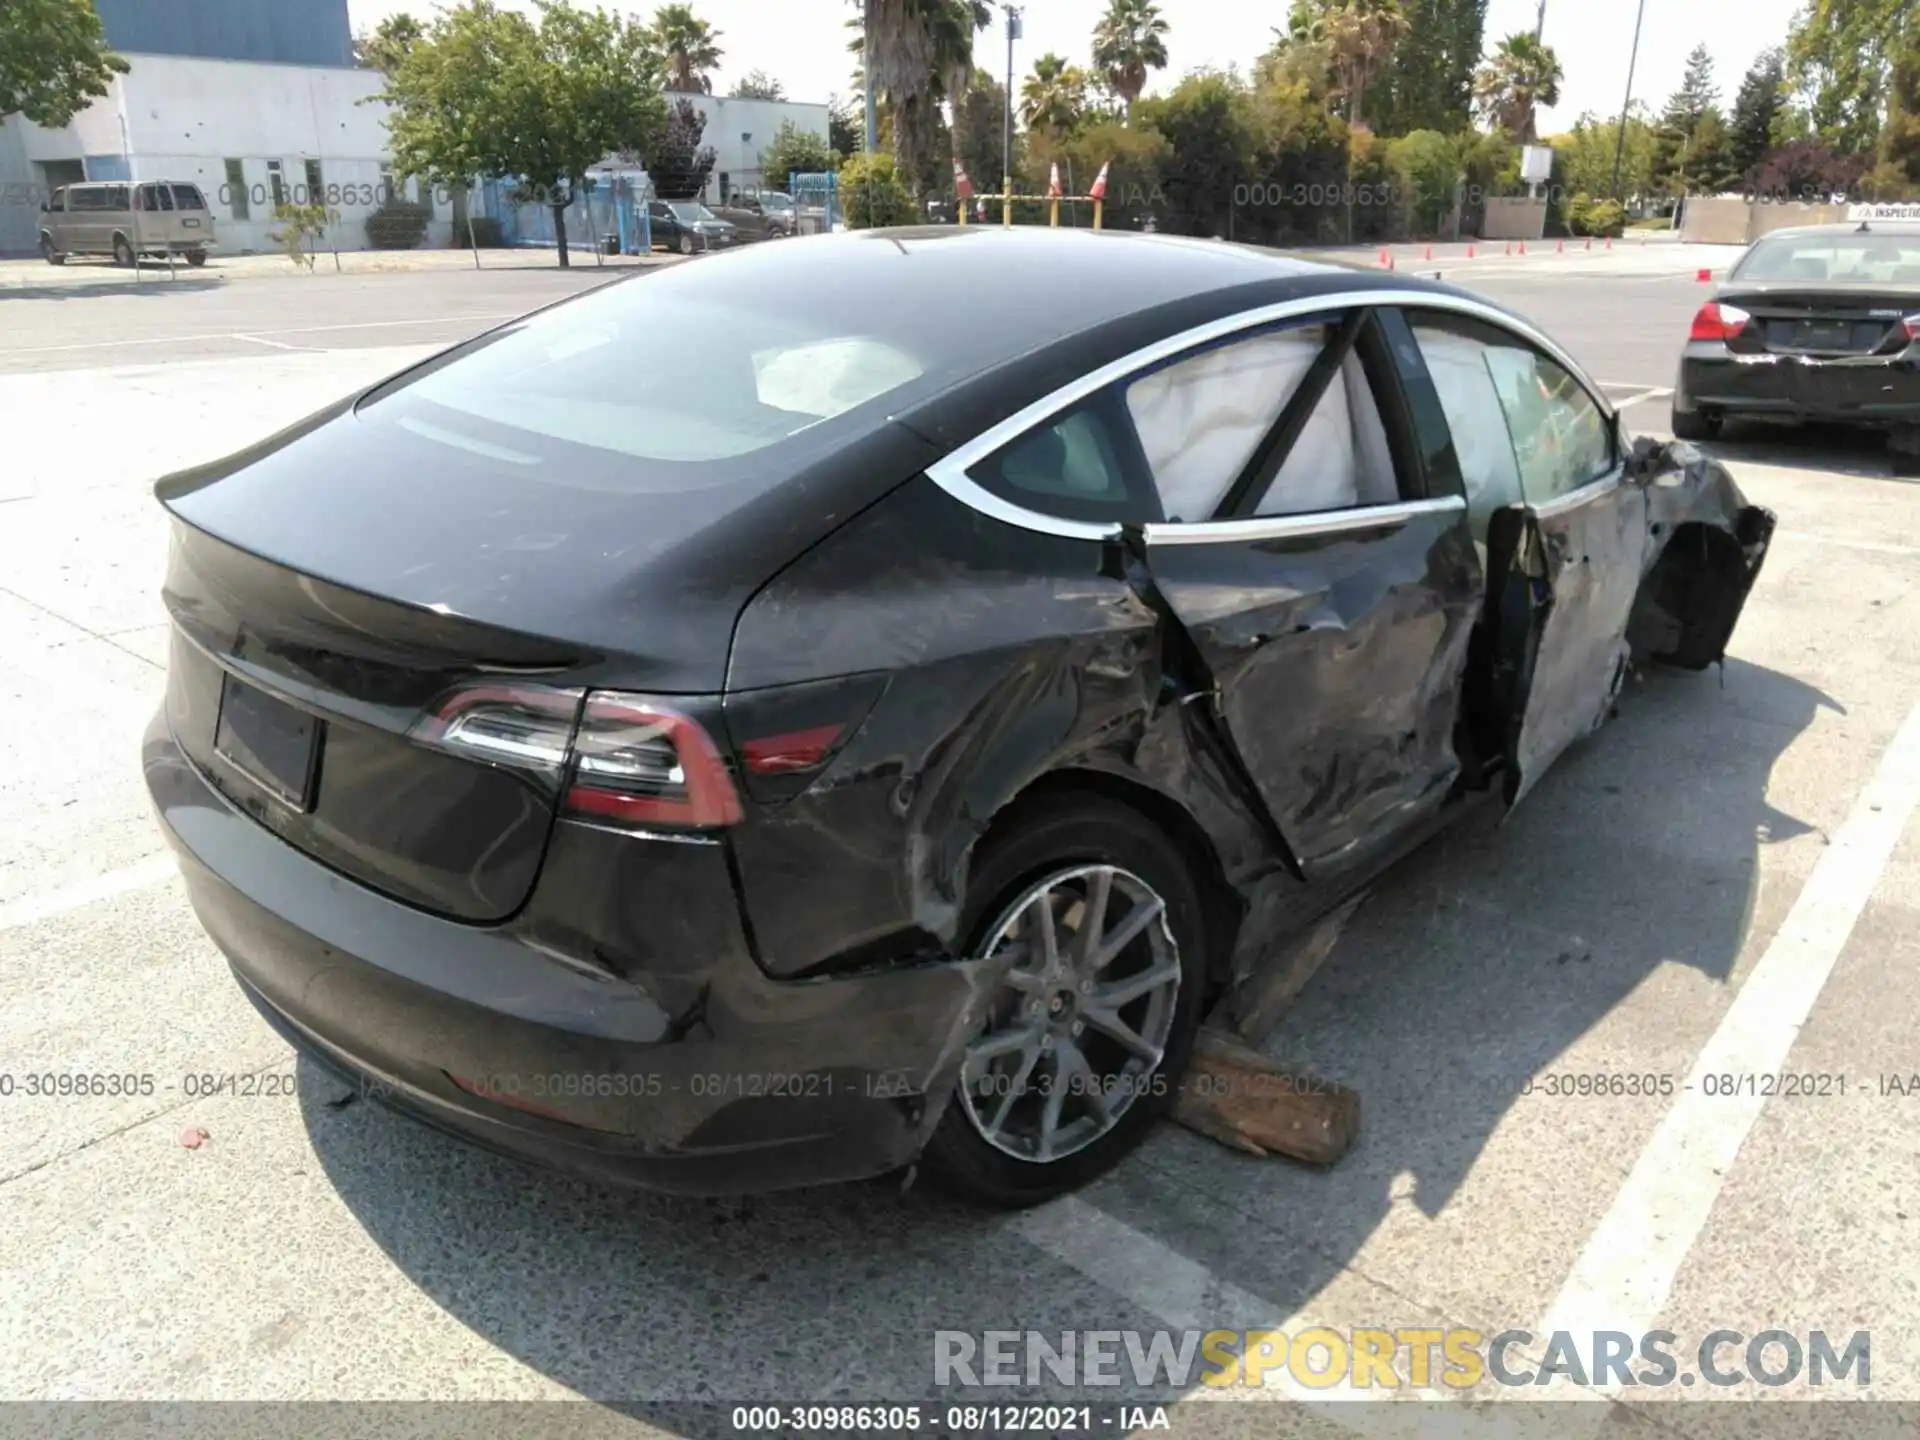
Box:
0 246 680 291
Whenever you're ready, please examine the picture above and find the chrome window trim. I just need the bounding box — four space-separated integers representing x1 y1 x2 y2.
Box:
923 288 1610 543
1526 466 1625 520
1142 495 1466 546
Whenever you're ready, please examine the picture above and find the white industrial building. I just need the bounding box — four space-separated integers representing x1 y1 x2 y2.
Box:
0 0 831 256
675 93 832 204
0 55 467 257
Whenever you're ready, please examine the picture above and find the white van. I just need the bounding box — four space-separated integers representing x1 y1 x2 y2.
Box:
40 181 217 267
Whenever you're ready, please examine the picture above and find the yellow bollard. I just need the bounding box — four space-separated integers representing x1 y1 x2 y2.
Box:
1094 199 1104 231
1003 177 1012 229
958 199 968 226
1050 196 1059 227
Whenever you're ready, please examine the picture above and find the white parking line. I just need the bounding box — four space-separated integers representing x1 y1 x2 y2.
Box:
1536 691 1920 1376
0 855 179 933
1015 1197 1453 1419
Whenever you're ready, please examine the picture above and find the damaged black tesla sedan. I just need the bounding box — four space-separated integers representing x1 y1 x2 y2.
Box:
145 227 1774 1207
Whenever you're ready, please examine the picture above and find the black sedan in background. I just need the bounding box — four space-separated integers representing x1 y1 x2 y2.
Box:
646 197 737 254
1673 221 1920 457
146 229 1772 1207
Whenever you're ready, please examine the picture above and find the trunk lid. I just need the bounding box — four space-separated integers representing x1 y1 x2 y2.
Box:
160 516 594 922
1718 285 1918 358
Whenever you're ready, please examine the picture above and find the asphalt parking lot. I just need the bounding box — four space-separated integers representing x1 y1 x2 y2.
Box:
2 240 1918 1433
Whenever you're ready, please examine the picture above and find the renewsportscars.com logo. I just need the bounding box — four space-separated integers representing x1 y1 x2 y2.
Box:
933 1328 1871 1390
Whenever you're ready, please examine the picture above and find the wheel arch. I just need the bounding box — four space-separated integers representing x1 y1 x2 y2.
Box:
969 765 1244 990
1627 518 1755 670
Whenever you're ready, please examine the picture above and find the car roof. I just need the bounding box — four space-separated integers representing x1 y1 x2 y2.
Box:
659 225 1428 343
1752 222 1920 240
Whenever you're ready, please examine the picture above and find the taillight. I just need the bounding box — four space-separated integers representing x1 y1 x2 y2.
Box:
1902 315 1920 342
1689 302 1750 342
413 685 744 830
410 685 582 775
566 694 743 829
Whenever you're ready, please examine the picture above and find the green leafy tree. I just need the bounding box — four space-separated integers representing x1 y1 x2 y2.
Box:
1292 0 1409 130
1874 44 1920 191
1387 129 1461 233
759 118 835 191
1729 48 1787 182
837 150 918 226
1090 0 1170 117
0 0 128 127
1785 0 1910 156
845 0 992 196
354 13 425 75
381 0 668 269
825 93 863 156
647 95 717 198
1474 31 1562 144
651 3 722 93
1652 44 1725 196
1135 71 1255 237
1020 53 1089 138
731 68 784 99
1374 0 1486 135
1548 108 1656 205
951 66 1016 195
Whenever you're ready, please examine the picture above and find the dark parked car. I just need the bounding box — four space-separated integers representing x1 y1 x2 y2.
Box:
713 191 797 240
1673 221 1920 456
146 229 1773 1207
647 198 736 254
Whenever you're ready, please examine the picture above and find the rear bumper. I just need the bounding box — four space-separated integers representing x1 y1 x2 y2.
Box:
1678 342 1920 426
146 711 999 1195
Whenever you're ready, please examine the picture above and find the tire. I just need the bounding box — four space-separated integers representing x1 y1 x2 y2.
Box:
185 249 207 268
918 794 1210 1208
677 233 694 255
1670 404 1721 442
112 234 135 267
39 236 64 266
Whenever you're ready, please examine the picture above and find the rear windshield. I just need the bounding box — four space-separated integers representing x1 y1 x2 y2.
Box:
667 202 714 222
1735 231 1920 284
356 257 985 491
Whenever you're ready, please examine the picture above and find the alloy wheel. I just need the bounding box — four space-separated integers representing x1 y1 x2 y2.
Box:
960 864 1181 1164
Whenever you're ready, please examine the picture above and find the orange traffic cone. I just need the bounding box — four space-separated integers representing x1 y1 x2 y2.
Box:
1605 236 1613 250
1518 240 1527 255
1378 247 1395 269
1466 243 1475 258
1556 238 1564 253
1696 268 1712 282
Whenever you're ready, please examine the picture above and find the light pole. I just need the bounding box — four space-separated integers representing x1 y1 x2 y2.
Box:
1004 6 1021 193
1533 0 1547 43
1609 0 1646 202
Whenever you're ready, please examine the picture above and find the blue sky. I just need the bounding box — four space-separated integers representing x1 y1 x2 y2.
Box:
347 0 1809 133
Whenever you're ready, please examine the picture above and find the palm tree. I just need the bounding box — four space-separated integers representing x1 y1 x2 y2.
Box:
1020 53 1089 136
1317 0 1408 130
846 0 992 193
1474 32 1564 145
1090 0 1169 116
651 3 723 94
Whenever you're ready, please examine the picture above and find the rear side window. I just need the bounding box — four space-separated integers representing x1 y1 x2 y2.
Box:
1125 325 1323 521
172 184 207 211
965 394 1152 525
1257 351 1399 515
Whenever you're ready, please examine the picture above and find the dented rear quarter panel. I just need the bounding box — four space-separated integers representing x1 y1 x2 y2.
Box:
726 475 1282 981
